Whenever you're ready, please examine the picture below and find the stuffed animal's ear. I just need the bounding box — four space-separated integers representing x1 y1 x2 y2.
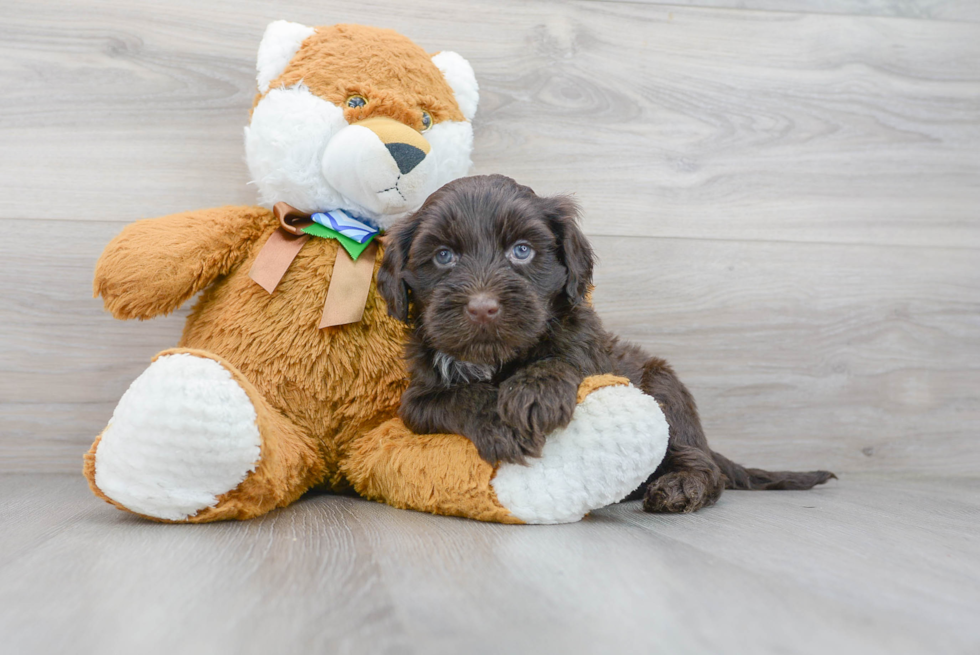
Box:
431 51 479 121
256 20 316 93
544 195 594 306
376 218 421 323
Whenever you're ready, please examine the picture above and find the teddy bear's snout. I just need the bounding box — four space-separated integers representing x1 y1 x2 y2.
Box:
352 116 431 175
321 116 435 215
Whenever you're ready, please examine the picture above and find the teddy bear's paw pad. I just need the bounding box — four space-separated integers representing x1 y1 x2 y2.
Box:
94 353 261 521
491 384 669 524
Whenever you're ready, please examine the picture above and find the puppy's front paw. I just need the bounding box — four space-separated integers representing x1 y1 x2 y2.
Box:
467 414 544 466
498 374 578 443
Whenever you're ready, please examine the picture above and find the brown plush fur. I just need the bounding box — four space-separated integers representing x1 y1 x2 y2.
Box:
93 206 274 321
342 419 522 524
177 224 411 493
260 24 464 130
86 200 644 522
575 374 630 402
95 206 409 492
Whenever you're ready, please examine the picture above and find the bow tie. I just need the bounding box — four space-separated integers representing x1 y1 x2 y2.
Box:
275 204 380 260
249 202 382 328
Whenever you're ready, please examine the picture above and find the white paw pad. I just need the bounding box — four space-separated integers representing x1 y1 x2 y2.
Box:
491 384 669 524
94 354 262 521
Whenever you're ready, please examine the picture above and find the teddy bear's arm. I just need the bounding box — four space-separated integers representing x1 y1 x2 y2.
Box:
342 375 670 524
94 206 275 320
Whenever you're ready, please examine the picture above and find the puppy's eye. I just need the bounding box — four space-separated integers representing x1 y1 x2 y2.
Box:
509 243 535 263
433 248 456 267
347 95 367 109
421 110 432 131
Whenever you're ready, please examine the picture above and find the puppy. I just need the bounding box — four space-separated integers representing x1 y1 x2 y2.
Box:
377 175 835 513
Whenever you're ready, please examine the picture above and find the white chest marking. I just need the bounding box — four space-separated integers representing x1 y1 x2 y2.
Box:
433 351 496 386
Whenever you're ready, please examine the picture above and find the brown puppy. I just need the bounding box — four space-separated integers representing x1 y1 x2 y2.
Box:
377 175 834 513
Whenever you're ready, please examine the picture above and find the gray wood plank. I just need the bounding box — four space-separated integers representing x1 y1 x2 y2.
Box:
593 234 980 475
2 219 977 475
605 0 980 22
0 473 977 654
0 475 98 569
1 403 116 473
604 473 980 653
0 1 977 248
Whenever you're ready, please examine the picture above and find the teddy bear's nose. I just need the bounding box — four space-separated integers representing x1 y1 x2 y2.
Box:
385 143 426 175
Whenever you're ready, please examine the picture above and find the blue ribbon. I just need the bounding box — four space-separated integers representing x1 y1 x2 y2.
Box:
310 209 379 244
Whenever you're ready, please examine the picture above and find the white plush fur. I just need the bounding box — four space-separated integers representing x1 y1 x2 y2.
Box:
245 85 350 215
492 385 670 524
93 354 262 521
256 20 316 93
431 51 479 121
245 83 473 230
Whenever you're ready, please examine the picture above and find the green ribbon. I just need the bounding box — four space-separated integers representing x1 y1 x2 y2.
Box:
301 223 377 260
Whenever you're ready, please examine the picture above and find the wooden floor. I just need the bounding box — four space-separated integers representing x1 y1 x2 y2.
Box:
1 473 978 654
1 0 979 653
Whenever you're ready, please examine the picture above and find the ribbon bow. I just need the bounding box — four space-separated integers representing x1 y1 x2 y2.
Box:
248 202 380 328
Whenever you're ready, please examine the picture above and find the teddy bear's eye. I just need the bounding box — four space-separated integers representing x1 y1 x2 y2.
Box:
421 110 432 131
347 95 367 109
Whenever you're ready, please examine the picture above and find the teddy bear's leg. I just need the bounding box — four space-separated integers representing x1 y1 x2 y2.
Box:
83 348 325 523
342 375 669 524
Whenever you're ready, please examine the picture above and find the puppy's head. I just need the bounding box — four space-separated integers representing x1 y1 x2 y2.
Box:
378 174 594 365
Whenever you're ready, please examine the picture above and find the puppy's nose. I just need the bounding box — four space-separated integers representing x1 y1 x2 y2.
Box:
466 294 500 324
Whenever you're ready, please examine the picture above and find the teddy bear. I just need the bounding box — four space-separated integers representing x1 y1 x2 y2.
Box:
82 21 670 525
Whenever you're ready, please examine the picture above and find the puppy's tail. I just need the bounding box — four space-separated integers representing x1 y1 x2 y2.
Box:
710 450 836 490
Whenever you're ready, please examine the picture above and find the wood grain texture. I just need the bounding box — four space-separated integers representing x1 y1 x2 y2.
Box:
3 219 977 474
592 235 980 475
0 0 978 478
609 0 980 22
1 473 978 654
1 1 978 247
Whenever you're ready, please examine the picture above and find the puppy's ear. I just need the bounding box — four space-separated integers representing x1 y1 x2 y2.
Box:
544 195 594 306
376 215 420 322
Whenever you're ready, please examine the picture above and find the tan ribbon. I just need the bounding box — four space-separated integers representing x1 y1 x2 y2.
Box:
248 228 309 293
320 241 377 328
248 202 377 328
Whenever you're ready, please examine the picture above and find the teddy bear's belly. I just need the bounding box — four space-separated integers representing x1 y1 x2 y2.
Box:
176 241 409 478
